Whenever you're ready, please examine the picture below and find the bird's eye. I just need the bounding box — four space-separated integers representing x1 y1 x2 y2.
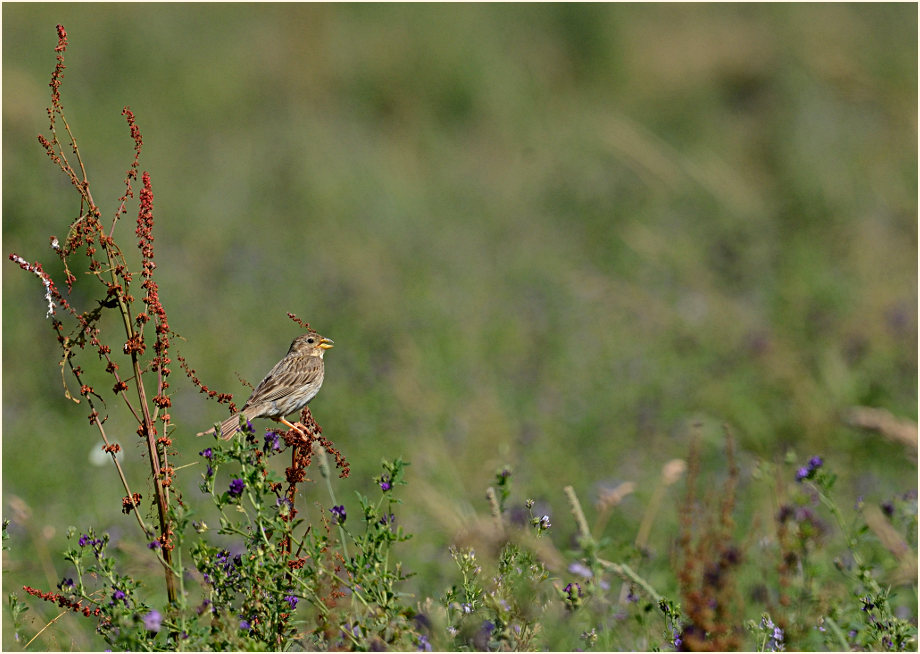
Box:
307 337 315 343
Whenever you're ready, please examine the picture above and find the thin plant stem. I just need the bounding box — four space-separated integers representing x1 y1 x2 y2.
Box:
564 485 592 541
317 445 349 561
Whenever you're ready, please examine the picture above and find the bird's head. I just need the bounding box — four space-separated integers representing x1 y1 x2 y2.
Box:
290 331 334 358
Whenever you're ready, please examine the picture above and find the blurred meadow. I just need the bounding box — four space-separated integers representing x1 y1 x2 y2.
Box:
2 3 917 650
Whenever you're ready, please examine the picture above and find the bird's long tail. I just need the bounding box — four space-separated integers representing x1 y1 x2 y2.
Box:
196 414 246 440
219 414 245 440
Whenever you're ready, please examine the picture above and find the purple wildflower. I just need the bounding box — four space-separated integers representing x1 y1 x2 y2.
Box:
380 475 392 492
284 594 298 610
761 616 784 651
564 582 583 600
142 610 162 632
796 455 824 482
330 505 346 525
215 549 241 577
264 430 281 452
199 447 212 459
229 478 245 497
569 562 593 578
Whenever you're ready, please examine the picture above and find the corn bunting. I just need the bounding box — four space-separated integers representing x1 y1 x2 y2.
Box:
198 331 333 439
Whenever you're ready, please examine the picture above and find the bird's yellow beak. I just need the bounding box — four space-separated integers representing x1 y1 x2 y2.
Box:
319 338 334 350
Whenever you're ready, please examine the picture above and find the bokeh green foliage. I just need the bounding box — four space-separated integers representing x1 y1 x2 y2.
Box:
3 4 916 649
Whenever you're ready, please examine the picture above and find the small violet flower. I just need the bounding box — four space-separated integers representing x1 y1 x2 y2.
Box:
142 610 162 633
264 430 281 452
564 582 583 599
285 594 299 610
229 478 245 497
330 505 346 525
761 616 784 651
417 634 432 652
380 475 393 492
796 455 824 482
568 562 594 579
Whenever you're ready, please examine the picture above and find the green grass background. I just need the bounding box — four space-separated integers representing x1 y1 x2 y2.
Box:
3 4 916 649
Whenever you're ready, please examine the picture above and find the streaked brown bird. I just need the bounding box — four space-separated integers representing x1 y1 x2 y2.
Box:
198 331 333 439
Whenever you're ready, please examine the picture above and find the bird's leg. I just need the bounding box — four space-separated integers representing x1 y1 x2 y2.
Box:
278 417 309 439
291 422 313 442
291 407 316 438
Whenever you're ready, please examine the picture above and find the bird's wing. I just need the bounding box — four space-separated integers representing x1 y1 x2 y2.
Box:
243 355 322 408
